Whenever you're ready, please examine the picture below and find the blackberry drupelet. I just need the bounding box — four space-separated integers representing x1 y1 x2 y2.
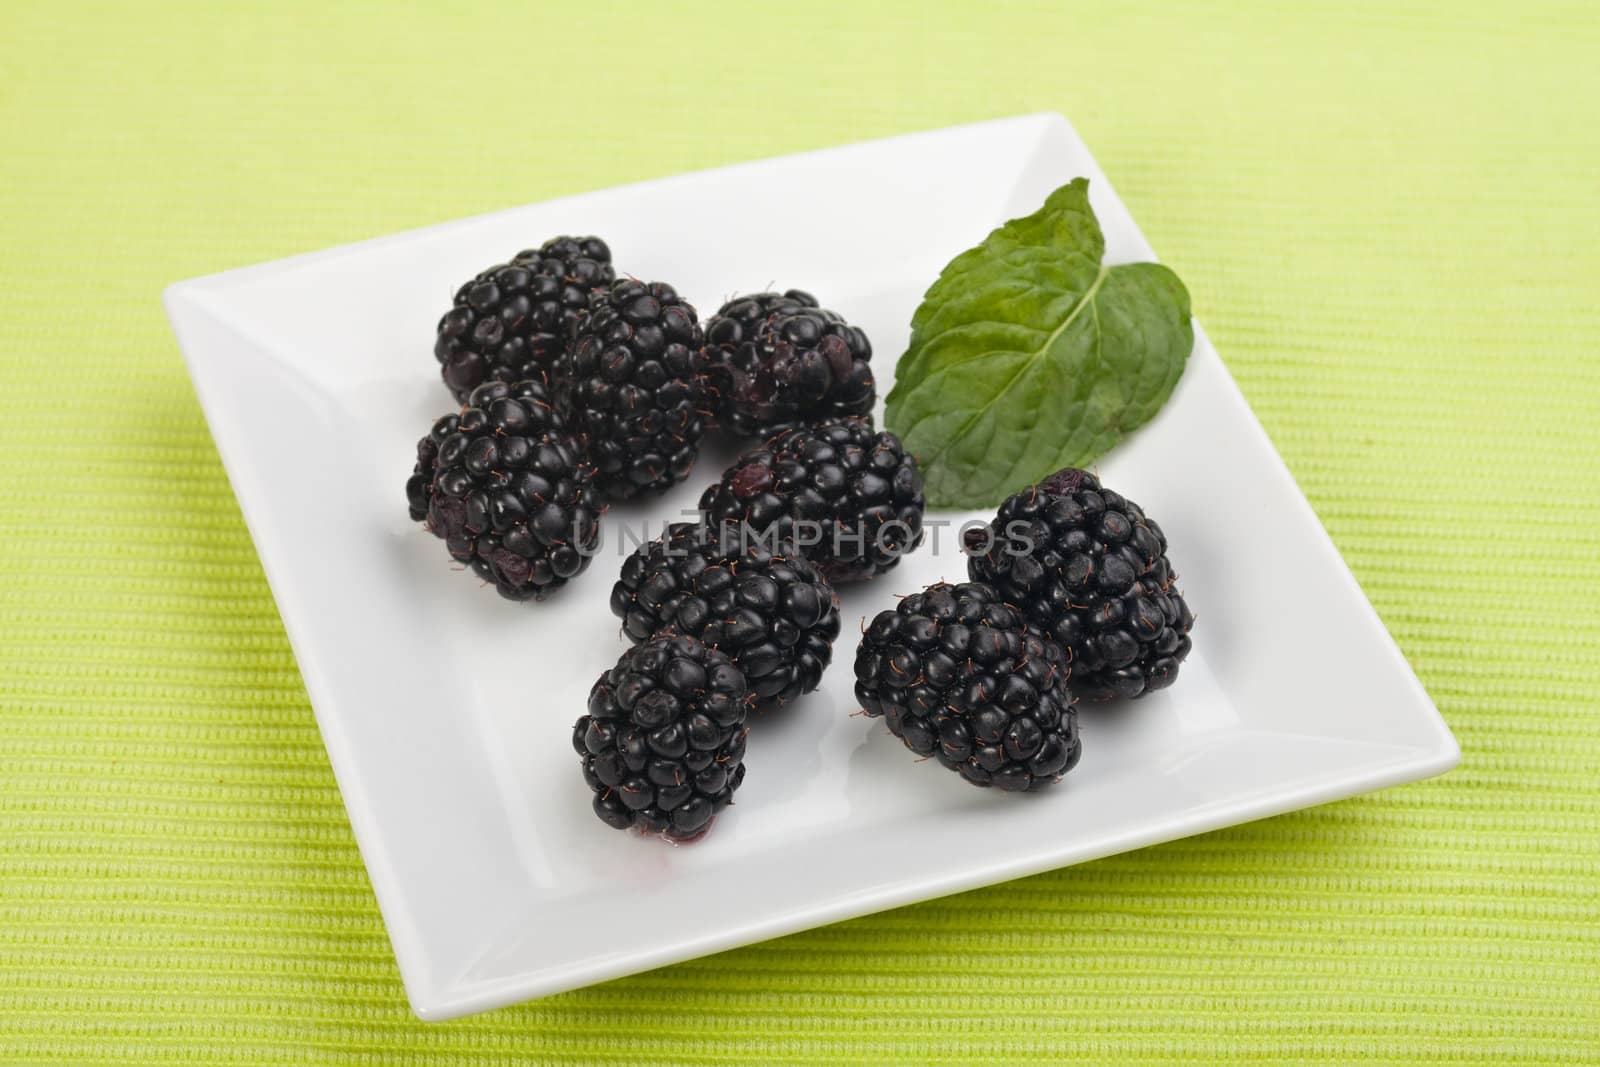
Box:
573 634 750 840
854 581 1080 791
611 523 840 706
702 289 875 437
698 417 924 583
434 236 613 403
405 380 601 600
966 468 1194 702
565 279 708 500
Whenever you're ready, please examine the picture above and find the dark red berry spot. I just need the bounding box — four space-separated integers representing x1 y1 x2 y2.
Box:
1038 467 1090 497
728 463 774 499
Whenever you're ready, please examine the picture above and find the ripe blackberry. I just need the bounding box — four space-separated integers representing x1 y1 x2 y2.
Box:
565 279 708 500
611 523 840 706
434 236 613 403
966 468 1194 702
854 582 1080 791
702 289 875 437
573 634 750 840
405 380 601 600
698 417 924 583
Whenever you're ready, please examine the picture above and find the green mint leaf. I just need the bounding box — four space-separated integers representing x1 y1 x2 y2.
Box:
885 178 1193 508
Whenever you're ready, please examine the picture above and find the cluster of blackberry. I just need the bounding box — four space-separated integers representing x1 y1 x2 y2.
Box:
592 294 932 837
410 239 920 591
701 289 874 437
433 236 613 403
590 522 842 841
573 633 750 840
405 236 936 840
422 238 711 521
597 385 933 838
406 379 599 600
855 581 1080 791
966 468 1193 703
854 468 1194 793
400 234 1193 840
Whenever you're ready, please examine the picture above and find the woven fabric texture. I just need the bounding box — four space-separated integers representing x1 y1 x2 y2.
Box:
2 1 1598 1062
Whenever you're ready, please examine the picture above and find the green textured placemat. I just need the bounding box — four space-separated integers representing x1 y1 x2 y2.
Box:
3 1 1597 1062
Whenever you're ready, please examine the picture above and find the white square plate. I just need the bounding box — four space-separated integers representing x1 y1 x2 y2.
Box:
164 113 1458 1020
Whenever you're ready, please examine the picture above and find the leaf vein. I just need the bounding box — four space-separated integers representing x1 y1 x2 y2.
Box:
918 265 1109 478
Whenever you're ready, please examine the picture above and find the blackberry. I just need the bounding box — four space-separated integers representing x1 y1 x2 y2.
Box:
854 582 1080 791
405 380 601 600
698 417 924 583
966 468 1194 702
702 289 875 437
611 523 840 706
565 279 708 500
573 634 750 840
434 236 613 403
